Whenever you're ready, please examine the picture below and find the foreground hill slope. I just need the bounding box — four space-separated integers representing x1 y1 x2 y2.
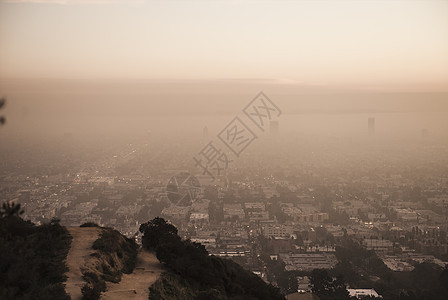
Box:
1 204 285 300
140 217 286 300
0 204 72 300
65 225 163 300
102 249 163 300
65 227 101 300
67 225 140 300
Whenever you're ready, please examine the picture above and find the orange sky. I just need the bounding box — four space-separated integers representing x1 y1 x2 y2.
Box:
1 0 448 91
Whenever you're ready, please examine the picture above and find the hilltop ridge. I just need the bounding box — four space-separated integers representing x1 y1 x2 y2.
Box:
65 227 101 300
1 204 286 300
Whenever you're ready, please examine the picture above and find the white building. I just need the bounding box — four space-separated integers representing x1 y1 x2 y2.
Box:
348 288 382 299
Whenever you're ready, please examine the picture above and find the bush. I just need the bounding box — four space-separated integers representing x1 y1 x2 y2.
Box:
80 222 100 228
92 228 138 275
101 263 121 283
143 217 285 300
0 210 71 300
81 272 106 300
80 227 138 298
139 217 179 250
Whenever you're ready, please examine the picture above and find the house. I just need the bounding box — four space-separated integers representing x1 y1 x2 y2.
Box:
347 288 382 299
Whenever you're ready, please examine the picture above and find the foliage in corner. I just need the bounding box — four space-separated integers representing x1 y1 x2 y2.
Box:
0 202 72 300
0 97 5 125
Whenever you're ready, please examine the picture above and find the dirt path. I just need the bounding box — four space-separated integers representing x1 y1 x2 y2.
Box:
65 227 101 300
101 250 164 300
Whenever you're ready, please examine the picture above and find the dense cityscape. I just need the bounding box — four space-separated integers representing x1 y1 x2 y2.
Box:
2 124 447 298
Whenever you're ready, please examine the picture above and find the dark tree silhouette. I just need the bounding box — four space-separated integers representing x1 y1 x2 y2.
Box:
311 269 350 300
0 201 24 218
139 217 179 250
141 217 285 300
0 202 71 299
0 97 5 125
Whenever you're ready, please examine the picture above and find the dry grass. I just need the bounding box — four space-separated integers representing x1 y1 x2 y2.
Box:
101 249 163 300
65 227 101 300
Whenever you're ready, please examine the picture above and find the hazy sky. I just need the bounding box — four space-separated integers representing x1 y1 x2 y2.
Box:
1 0 448 90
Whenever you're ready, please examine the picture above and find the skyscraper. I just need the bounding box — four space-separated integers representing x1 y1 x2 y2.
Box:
368 117 375 136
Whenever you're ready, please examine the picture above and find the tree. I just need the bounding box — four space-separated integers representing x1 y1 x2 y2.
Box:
311 269 350 300
0 97 5 125
142 217 285 300
0 202 71 300
0 202 24 218
139 217 179 250
0 202 28 240
439 265 448 295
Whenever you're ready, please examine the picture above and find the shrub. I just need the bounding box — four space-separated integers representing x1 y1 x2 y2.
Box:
80 222 100 228
81 272 106 300
0 209 71 300
143 217 284 300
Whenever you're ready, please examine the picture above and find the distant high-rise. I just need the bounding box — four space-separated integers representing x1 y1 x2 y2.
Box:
270 120 279 135
368 117 375 136
421 128 428 138
203 126 209 139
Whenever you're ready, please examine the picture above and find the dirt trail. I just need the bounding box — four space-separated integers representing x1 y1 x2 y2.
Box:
101 249 163 300
65 227 101 300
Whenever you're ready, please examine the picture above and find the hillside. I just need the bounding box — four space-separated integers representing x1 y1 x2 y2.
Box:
64 225 162 300
101 249 163 300
65 227 101 300
0 204 160 300
70 225 140 300
140 217 286 300
1 205 286 300
0 204 72 300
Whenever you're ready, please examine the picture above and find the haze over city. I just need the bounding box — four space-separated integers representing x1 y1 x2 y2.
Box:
1 0 448 140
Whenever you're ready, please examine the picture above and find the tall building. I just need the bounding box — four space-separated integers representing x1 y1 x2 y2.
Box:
421 128 428 138
270 120 279 135
203 126 209 139
368 117 375 136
